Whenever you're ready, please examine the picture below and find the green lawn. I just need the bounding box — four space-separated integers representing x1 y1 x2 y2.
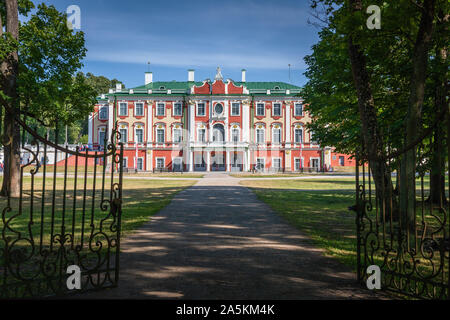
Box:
241 177 449 272
241 180 359 268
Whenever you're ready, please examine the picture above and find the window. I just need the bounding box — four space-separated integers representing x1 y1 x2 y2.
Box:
272 158 281 169
256 103 265 116
156 128 165 143
294 103 303 116
123 158 128 168
156 158 165 169
214 103 223 115
198 128 206 142
99 106 108 120
272 127 281 144
135 103 144 116
339 156 345 166
135 128 144 143
231 103 240 116
156 103 165 116
256 158 265 170
273 103 281 117
137 158 144 171
231 128 239 143
173 128 182 143
98 130 106 145
310 130 317 144
256 128 265 144
311 158 320 169
173 103 182 116
294 158 302 171
294 128 303 143
212 124 225 142
197 103 206 116
119 128 127 143
119 102 127 116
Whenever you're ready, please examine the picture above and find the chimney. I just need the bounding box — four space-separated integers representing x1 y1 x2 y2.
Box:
188 69 195 82
241 69 246 82
145 72 153 85
115 83 122 92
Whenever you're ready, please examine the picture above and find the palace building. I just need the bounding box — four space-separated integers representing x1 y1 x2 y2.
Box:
89 67 353 172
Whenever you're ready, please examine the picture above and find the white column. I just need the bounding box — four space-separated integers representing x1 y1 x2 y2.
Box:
88 113 93 148
108 102 114 143
189 150 194 172
247 150 251 171
189 102 195 141
243 102 250 143
226 151 230 172
207 151 211 172
224 100 229 142
147 101 153 144
285 102 291 143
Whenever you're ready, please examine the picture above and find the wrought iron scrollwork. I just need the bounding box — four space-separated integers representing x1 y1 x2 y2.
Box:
0 119 124 298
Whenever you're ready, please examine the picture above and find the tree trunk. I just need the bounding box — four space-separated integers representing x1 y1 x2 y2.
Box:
347 0 396 221
0 0 20 198
399 0 435 235
428 14 449 206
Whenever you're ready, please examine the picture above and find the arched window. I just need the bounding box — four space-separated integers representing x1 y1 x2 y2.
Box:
118 124 128 143
294 126 303 143
272 125 281 144
155 125 165 144
255 126 265 144
231 125 240 143
134 124 144 143
212 123 225 142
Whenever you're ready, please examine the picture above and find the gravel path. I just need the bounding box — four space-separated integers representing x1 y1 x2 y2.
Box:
85 172 378 299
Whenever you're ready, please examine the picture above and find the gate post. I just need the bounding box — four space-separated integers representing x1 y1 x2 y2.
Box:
355 154 361 282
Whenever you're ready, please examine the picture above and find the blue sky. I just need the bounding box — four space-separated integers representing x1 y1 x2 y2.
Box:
31 0 320 89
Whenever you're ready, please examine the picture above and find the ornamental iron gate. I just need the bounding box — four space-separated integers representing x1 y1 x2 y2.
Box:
0 118 123 298
355 117 449 299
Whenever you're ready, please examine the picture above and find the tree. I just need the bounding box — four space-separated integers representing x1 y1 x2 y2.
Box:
0 2 97 196
0 0 21 197
304 0 449 231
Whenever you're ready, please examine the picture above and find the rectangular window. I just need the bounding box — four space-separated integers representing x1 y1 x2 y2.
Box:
119 103 127 116
256 129 265 144
256 103 265 116
294 129 303 143
123 158 128 168
231 103 240 116
156 129 165 143
198 129 206 142
156 158 165 169
135 128 144 143
98 131 106 145
339 156 345 166
173 103 183 116
294 158 301 171
99 107 108 120
232 129 239 143
119 128 127 143
273 103 281 117
272 158 281 169
173 129 182 143
256 158 265 170
273 128 281 144
197 103 206 116
311 158 320 168
294 103 303 116
156 103 165 116
135 103 144 116
137 158 144 171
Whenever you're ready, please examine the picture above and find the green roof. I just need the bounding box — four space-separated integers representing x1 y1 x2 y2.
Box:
102 80 301 99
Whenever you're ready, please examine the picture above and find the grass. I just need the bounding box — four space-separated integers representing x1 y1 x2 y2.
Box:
241 178 449 272
25 165 204 178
